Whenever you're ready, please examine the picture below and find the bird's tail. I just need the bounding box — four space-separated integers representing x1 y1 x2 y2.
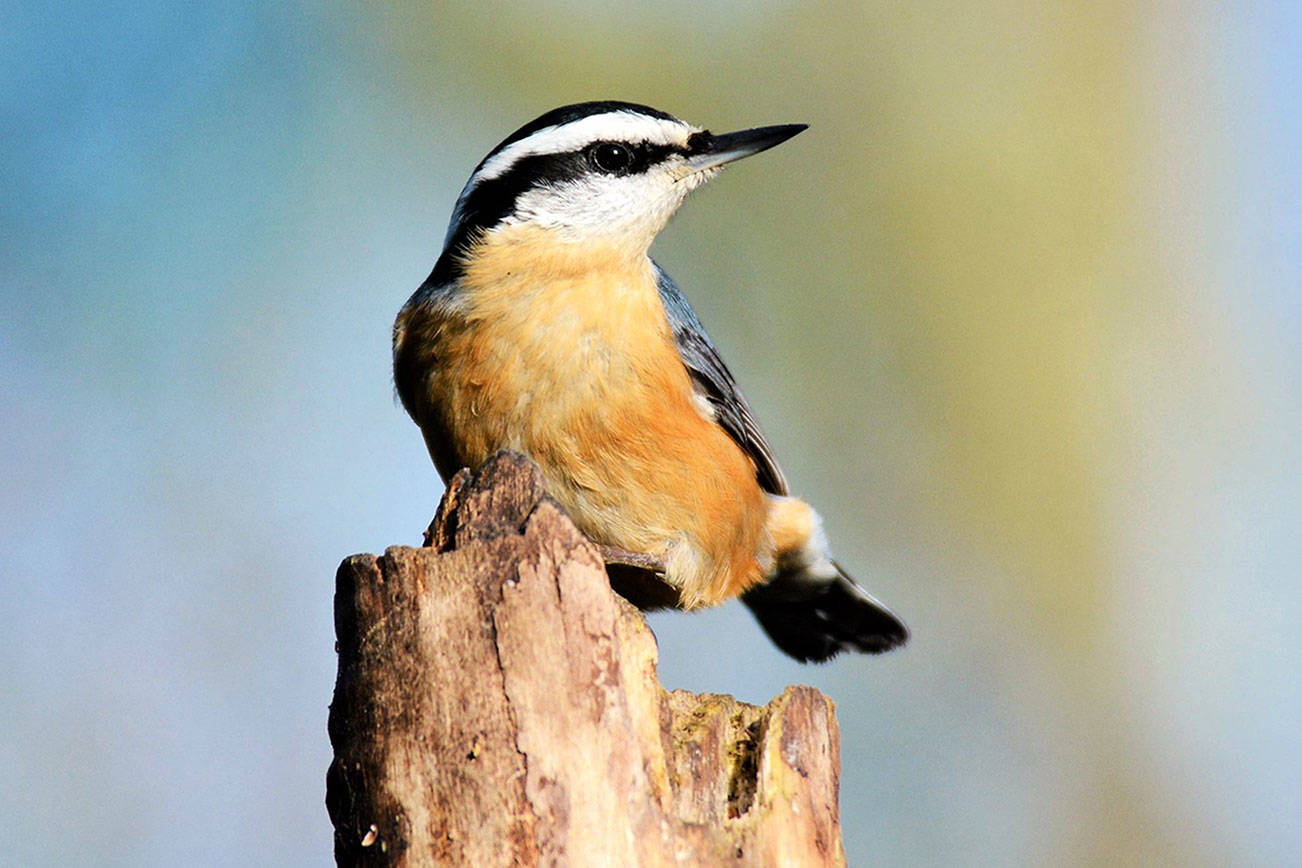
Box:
741 562 908 662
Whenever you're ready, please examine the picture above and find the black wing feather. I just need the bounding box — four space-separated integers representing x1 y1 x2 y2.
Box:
654 263 788 496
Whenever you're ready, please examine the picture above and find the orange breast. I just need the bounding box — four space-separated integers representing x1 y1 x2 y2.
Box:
412 226 767 606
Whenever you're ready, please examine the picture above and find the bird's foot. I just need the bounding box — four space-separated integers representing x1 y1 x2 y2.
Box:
596 545 667 574
596 546 681 610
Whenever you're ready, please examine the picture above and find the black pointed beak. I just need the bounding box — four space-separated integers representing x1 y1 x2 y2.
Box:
683 123 807 173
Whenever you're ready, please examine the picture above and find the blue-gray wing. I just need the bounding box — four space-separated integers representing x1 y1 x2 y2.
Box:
654 263 789 496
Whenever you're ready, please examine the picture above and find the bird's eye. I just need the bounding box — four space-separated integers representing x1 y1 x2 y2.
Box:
589 142 634 173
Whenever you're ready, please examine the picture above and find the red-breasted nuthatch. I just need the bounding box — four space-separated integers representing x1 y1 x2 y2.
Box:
394 101 907 661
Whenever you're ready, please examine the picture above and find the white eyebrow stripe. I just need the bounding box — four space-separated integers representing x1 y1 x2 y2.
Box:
472 112 692 184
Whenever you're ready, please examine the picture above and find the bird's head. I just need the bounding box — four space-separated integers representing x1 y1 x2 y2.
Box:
441 101 806 263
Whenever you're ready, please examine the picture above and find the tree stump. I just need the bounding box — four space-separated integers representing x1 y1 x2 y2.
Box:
326 452 846 867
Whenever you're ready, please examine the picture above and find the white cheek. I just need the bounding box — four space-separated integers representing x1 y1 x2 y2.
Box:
509 174 690 245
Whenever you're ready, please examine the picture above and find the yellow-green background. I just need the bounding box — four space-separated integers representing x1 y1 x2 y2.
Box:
3 2 1297 864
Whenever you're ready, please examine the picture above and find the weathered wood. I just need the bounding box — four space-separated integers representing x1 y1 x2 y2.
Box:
327 451 846 867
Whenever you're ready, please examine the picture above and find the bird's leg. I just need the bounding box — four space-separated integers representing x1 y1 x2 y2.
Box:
596 545 667 575
597 544 680 610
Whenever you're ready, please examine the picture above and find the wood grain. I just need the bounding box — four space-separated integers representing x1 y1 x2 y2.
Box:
327 451 845 867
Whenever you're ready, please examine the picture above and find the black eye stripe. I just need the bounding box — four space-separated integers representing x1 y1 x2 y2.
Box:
444 151 586 255
685 130 714 155
637 141 677 167
445 141 683 259
585 141 677 175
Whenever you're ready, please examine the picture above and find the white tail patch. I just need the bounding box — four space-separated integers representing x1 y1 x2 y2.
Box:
766 495 836 581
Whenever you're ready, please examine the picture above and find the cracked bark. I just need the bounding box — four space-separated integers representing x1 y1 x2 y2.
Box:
326 451 846 867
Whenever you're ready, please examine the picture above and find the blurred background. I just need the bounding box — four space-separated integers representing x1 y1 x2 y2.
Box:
2 1 1298 864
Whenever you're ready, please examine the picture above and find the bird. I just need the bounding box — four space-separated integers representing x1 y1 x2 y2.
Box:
393 101 908 662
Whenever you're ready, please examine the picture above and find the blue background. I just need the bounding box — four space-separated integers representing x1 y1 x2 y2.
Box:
2 2 1298 864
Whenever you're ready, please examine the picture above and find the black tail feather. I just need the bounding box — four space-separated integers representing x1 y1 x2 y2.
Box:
741 564 908 662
